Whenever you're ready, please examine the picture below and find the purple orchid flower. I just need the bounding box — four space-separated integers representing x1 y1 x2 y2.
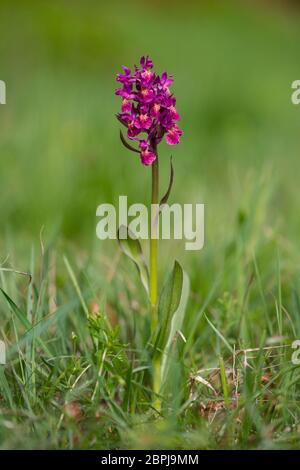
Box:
115 56 183 166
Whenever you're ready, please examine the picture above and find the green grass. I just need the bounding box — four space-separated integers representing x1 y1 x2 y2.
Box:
1 0 300 449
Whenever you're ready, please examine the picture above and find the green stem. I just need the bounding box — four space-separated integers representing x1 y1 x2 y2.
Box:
150 156 159 334
150 153 161 410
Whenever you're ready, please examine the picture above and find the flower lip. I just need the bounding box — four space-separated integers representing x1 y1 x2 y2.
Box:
136 113 152 130
151 103 161 117
121 99 132 113
169 105 180 121
141 148 157 166
165 125 183 145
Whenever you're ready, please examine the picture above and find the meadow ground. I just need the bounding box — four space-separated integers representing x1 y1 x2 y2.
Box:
1 0 300 449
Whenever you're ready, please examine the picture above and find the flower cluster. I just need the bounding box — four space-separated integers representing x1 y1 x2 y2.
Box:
115 56 182 166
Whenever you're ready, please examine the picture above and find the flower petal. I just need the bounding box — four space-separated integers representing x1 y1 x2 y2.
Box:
140 149 157 166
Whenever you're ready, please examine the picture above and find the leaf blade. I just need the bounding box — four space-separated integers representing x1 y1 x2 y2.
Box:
159 156 174 208
117 225 149 295
156 261 185 352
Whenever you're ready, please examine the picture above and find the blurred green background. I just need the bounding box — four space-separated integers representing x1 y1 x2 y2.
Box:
1 0 300 265
2 0 300 450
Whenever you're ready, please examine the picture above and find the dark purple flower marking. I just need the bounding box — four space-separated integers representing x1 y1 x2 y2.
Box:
115 56 183 166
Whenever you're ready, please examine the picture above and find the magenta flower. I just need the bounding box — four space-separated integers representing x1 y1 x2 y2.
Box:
115 56 183 166
166 125 183 145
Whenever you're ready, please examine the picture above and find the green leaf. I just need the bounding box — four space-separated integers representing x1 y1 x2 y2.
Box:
205 314 233 354
159 156 174 208
117 225 149 295
155 261 185 352
0 367 14 407
7 297 81 360
64 255 89 318
0 287 52 357
160 263 190 384
219 355 229 408
119 130 140 154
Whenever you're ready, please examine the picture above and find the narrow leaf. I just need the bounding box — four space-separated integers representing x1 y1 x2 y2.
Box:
194 374 217 395
64 256 89 318
219 355 229 407
0 367 13 407
160 264 190 383
0 287 52 357
205 314 233 353
160 156 174 208
156 261 184 351
120 130 140 154
117 225 149 294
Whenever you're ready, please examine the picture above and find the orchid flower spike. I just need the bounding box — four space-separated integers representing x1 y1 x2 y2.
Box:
115 56 183 166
